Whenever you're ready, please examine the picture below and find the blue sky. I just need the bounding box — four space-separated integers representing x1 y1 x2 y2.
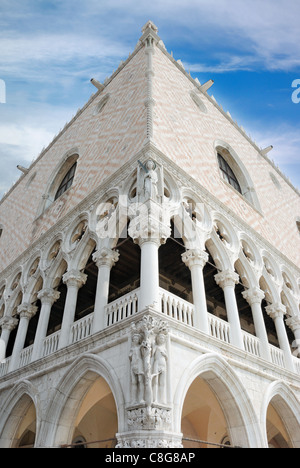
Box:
0 0 299 199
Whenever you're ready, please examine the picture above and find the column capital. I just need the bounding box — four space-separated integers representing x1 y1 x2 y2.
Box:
37 288 60 305
92 247 119 269
63 270 87 288
265 302 286 320
0 316 19 331
128 201 171 247
286 315 300 332
182 249 208 270
242 287 265 306
17 303 38 320
214 269 239 289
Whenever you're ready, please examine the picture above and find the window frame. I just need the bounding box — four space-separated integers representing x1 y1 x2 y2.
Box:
36 151 79 217
214 141 262 213
54 162 77 201
217 153 242 194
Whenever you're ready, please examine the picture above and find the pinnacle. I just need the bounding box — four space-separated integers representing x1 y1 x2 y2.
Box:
141 20 158 35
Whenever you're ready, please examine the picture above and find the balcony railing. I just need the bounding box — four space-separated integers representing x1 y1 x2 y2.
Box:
0 287 299 378
105 289 139 327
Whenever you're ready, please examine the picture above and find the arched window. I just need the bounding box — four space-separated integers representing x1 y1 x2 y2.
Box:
54 162 77 201
217 153 242 194
214 141 262 212
36 152 79 216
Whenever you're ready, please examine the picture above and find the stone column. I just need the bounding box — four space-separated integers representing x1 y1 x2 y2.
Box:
31 288 60 361
92 247 119 332
242 287 271 361
129 198 171 313
58 270 87 349
139 238 161 311
266 303 295 372
182 249 209 333
9 304 37 372
215 270 244 350
286 315 300 358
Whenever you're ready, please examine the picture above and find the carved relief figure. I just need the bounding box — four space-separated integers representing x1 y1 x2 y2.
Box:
152 333 168 404
129 316 168 407
144 160 158 201
137 159 164 203
129 333 144 404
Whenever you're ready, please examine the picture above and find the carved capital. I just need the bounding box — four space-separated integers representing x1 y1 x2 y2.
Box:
17 303 38 320
0 316 19 331
242 287 265 306
265 303 286 320
37 288 60 305
286 315 300 332
92 247 119 269
63 270 87 288
214 270 239 289
127 405 171 431
182 249 208 270
128 203 171 247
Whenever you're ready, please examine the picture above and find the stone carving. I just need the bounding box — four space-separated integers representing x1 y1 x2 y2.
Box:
116 435 183 449
137 159 164 203
129 315 168 407
127 406 171 430
129 333 145 404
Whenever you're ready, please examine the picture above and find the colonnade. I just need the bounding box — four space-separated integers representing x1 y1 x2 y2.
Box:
0 191 299 375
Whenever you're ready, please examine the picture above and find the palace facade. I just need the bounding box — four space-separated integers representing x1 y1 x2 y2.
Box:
0 22 300 448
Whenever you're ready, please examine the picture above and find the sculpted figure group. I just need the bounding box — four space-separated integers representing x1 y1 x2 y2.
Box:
129 316 168 406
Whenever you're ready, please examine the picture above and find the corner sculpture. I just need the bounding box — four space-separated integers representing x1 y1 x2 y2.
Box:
129 315 168 407
127 315 172 432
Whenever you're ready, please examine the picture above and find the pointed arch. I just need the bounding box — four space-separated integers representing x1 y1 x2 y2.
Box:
261 381 300 448
174 353 262 448
0 380 40 448
36 149 79 216
214 140 262 211
40 354 124 448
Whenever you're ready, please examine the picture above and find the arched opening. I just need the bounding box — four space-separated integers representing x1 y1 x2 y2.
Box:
178 355 258 448
75 248 98 321
47 357 122 449
262 383 300 448
46 262 68 337
203 250 226 322
159 221 192 302
70 376 118 448
267 403 291 448
181 376 230 448
8 395 36 448
6 292 23 358
108 225 141 303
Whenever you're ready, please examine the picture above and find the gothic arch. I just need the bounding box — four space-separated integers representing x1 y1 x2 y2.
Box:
36 148 80 217
214 140 261 211
0 380 40 448
174 353 261 448
261 381 300 448
40 354 124 448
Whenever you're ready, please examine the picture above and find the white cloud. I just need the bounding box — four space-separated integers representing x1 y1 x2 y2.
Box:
248 124 300 189
0 124 54 163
